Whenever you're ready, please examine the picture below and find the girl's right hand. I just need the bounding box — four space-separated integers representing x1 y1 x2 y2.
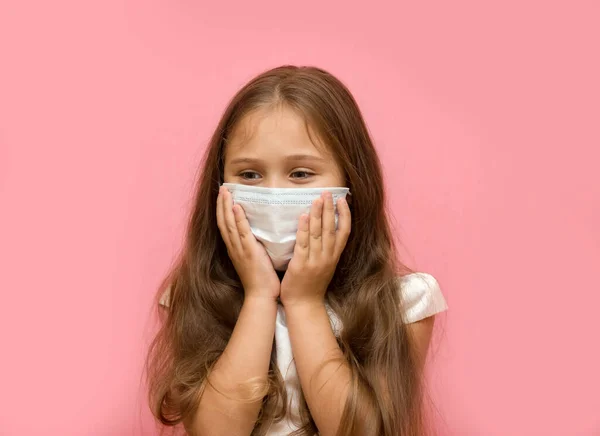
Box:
216 186 281 300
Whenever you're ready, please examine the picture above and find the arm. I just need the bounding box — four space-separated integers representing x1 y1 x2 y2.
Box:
279 192 352 436
286 307 436 436
284 301 350 436
186 186 282 435
407 314 435 370
186 296 277 436
280 192 437 435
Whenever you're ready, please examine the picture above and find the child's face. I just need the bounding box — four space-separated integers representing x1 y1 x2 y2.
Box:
223 105 346 188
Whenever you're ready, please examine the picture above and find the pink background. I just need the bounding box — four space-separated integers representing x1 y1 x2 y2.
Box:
1 0 599 435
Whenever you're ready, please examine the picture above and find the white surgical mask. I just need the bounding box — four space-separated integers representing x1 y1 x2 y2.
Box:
221 183 350 270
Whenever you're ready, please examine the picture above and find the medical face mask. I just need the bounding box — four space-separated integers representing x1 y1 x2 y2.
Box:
221 183 351 271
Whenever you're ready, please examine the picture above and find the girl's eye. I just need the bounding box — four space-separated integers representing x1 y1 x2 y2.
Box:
239 171 261 180
290 170 313 179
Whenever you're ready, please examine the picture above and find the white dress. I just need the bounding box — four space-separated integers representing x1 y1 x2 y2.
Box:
159 272 448 436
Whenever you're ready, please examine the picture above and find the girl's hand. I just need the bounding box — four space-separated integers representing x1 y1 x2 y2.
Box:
280 191 351 307
216 186 281 300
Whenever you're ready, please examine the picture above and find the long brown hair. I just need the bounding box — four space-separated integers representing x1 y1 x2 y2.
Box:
146 65 427 436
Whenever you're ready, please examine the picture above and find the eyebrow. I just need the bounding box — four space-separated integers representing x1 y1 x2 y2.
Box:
228 154 326 165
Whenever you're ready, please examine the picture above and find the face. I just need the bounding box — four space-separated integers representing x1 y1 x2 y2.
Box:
223 105 346 188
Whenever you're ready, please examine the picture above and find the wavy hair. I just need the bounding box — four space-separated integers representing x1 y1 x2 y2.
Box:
146 65 427 436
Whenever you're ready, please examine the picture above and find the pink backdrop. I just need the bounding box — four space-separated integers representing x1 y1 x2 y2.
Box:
1 1 599 435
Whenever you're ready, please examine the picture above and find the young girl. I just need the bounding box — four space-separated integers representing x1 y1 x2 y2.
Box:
146 65 448 436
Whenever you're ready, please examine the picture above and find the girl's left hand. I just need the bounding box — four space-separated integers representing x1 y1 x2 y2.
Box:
280 191 352 307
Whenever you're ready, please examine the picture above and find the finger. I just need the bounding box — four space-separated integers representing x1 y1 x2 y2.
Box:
216 188 231 247
232 203 253 245
334 197 352 256
309 196 323 256
293 213 310 259
223 189 242 252
321 191 336 254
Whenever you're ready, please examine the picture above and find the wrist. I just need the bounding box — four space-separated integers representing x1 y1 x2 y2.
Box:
243 294 279 308
280 295 326 310
282 298 329 328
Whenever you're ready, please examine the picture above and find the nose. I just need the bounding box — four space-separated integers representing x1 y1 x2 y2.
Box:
262 175 295 189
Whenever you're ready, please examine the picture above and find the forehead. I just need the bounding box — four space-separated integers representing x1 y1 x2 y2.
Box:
224 105 329 160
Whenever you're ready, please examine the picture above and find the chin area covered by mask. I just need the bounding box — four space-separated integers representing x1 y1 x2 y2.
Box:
221 183 350 271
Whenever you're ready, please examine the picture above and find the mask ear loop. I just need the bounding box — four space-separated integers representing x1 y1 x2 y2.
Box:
343 174 353 206
345 189 353 207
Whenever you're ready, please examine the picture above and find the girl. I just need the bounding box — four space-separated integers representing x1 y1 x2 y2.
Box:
146 65 448 436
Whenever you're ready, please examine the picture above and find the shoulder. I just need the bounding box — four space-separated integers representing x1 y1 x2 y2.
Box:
397 272 448 324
